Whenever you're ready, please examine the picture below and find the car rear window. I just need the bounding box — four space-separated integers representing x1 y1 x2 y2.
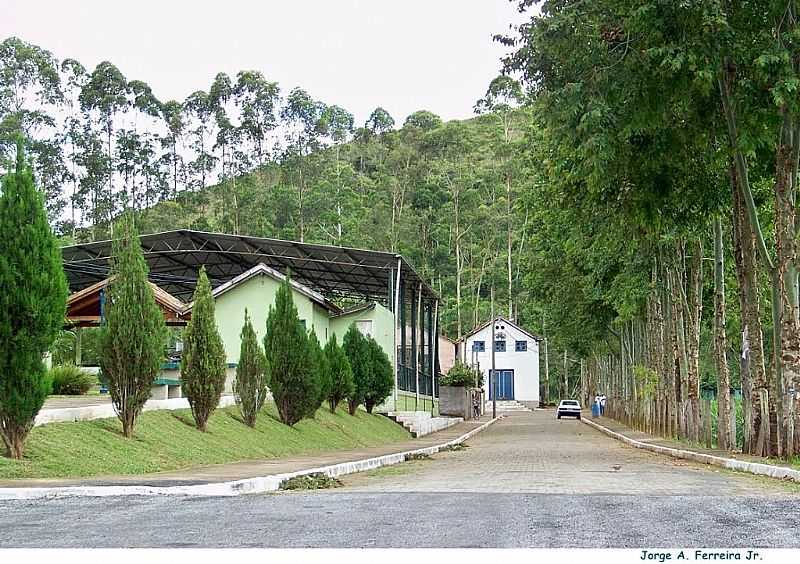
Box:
563 401 578 406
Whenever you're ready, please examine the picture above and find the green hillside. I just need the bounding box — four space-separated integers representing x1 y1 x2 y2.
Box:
69 110 534 340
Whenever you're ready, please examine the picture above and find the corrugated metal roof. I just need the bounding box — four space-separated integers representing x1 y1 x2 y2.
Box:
61 230 438 304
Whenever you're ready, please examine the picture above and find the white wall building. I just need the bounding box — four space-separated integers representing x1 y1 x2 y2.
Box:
458 317 541 409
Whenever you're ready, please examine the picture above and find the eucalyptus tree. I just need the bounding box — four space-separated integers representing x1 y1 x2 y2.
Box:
365 107 395 135
184 90 217 191
60 58 88 233
74 121 112 236
318 104 355 244
0 37 65 220
79 61 129 216
0 37 63 146
403 110 441 131
209 72 235 183
159 100 185 197
420 121 479 339
234 70 280 168
475 75 526 320
280 87 327 241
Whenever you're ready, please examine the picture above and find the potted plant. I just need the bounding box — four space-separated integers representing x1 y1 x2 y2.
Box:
439 361 484 419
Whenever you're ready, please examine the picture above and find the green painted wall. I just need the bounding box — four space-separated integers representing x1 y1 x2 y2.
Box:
213 289 438 414
213 274 331 363
330 303 395 367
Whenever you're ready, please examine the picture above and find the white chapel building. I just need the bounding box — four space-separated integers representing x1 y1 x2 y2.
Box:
457 317 541 409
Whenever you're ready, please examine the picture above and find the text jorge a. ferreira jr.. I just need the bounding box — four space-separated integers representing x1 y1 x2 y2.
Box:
640 550 763 562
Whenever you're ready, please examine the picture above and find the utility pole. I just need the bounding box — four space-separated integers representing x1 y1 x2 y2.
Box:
491 286 496 419
543 312 549 407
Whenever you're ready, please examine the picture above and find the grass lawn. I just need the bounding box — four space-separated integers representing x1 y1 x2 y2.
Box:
0 403 410 480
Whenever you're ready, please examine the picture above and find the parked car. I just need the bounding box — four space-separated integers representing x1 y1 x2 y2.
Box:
556 399 582 420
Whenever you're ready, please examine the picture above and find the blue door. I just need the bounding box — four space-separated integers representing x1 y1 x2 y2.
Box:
489 370 514 400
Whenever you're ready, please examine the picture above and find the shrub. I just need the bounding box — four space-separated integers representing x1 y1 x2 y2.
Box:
49 365 95 395
343 324 370 415
234 310 268 428
279 472 342 490
264 276 316 426
440 361 483 387
324 335 353 413
182 267 227 432
363 336 393 414
0 145 68 459
99 213 168 438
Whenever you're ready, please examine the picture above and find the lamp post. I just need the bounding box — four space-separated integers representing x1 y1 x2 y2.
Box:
491 286 496 419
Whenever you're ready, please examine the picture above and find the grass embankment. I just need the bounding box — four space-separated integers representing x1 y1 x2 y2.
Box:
0 403 410 480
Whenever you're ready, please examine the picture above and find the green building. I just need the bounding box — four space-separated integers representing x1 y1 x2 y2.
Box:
62 230 441 414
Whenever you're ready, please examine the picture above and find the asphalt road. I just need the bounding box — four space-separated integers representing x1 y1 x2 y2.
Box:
1 410 798 548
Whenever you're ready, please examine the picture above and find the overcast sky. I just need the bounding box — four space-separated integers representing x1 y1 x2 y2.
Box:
2 0 527 126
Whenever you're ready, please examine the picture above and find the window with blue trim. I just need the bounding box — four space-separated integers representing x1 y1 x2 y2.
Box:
515 340 527 352
494 340 506 352
472 341 485 352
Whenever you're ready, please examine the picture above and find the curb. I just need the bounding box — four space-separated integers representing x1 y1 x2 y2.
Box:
34 396 238 427
0 416 503 500
582 417 800 483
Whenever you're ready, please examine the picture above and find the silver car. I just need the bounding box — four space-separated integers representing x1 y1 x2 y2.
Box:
556 399 582 420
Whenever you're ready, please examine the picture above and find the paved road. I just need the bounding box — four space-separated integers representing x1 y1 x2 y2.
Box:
1 410 798 548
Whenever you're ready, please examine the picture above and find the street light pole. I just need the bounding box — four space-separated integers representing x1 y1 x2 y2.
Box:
491 286 496 419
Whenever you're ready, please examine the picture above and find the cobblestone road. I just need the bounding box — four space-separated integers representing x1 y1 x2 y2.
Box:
1 409 798 548
342 410 789 495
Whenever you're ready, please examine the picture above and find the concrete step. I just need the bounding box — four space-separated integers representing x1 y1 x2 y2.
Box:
484 400 532 413
387 411 463 438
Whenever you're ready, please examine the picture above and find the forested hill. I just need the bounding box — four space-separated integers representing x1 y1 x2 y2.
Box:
0 37 534 342
120 108 535 341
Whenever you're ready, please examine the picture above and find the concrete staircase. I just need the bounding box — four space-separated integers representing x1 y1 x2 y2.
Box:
485 400 532 413
387 411 463 438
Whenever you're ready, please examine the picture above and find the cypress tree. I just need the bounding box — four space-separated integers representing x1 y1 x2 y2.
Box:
264 277 316 426
308 329 329 415
364 336 394 414
234 309 269 428
324 334 353 413
0 144 68 459
99 212 167 438
343 324 370 415
182 266 227 432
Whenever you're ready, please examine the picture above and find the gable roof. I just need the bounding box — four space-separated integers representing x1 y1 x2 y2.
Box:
331 302 377 318
184 263 341 314
458 316 542 343
65 276 189 327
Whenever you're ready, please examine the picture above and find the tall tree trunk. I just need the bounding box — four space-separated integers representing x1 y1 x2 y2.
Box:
686 239 704 443
714 217 733 450
774 124 800 457
732 160 771 456
720 66 790 457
